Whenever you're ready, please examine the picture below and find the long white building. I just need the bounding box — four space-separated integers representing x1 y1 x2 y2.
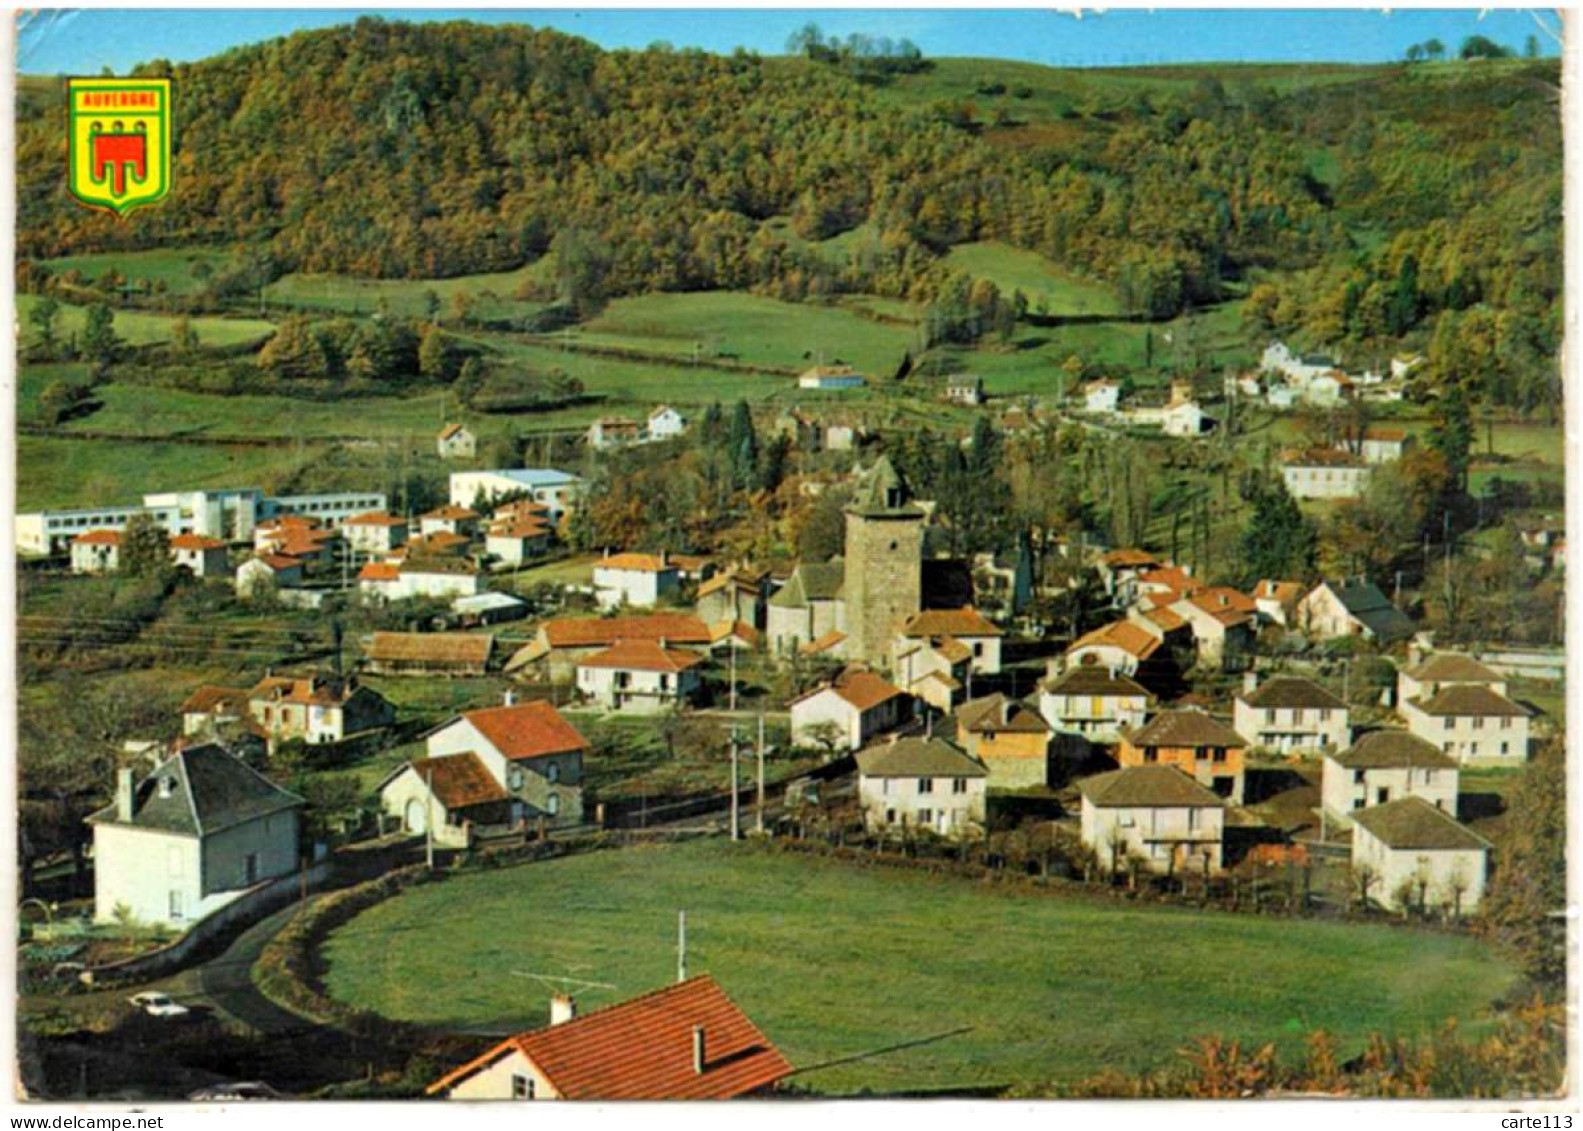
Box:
448 469 585 522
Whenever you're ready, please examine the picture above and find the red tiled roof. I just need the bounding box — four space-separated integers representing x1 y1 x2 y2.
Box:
406 753 509 810
900 607 1003 638
461 701 589 761
1181 587 1257 626
542 615 711 649
346 511 408 527
170 534 226 551
1069 620 1161 661
437 423 468 441
259 515 320 531
1102 548 1158 568
596 552 675 573
428 976 792 1100
252 553 303 571
579 639 706 674
1254 579 1303 606
359 562 401 582
410 531 471 549
708 620 760 647
794 667 904 712
423 505 479 521
799 630 847 657
73 529 121 546
180 685 249 715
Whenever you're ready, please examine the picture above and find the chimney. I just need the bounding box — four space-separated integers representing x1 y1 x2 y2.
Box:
503 688 516 707
115 767 135 822
661 549 670 568
549 993 576 1026
692 1026 707 1075
1243 671 1258 695
603 546 612 559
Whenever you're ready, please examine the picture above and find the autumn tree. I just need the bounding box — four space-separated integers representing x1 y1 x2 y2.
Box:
120 513 172 577
1482 737 1566 988
258 317 329 380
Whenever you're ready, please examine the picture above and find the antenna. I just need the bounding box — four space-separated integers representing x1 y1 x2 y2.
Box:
510 971 616 993
677 910 687 983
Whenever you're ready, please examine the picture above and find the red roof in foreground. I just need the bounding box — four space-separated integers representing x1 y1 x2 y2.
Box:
170 534 227 551
460 701 590 762
427 975 792 1100
73 529 122 546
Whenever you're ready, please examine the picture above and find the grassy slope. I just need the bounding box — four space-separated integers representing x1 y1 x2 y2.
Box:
321 838 1517 1095
942 241 1122 317
36 248 234 297
263 261 552 322
16 294 274 348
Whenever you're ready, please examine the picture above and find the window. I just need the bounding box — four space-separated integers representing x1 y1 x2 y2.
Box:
1353 769 1366 785
917 778 933 794
1500 742 1510 755
244 853 259 885
509 767 525 790
1211 748 1228 763
1471 716 1484 730
973 642 984 657
512 1074 535 1099
885 808 897 824
546 794 560 817
1501 717 1513 730
547 762 560 784
917 808 933 825
882 778 890 795
1320 708 1331 722
168 891 185 921
1264 708 1275 725
952 778 967 795
1142 748 1158 764
1353 798 1364 810
1375 788 1390 805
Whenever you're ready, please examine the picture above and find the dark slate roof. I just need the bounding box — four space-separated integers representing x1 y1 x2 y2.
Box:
956 693 1050 735
1126 708 1246 750
846 456 924 518
1412 684 1531 718
1326 580 1416 642
1332 730 1457 770
1041 666 1152 699
1352 796 1490 851
1079 765 1228 808
1238 675 1345 710
1404 653 1501 683
768 559 845 609
856 737 987 779
89 744 303 836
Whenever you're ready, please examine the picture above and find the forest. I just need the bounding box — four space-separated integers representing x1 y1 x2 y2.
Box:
13 19 1562 407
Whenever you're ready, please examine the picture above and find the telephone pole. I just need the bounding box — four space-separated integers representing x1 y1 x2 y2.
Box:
756 714 766 835
729 730 741 842
677 910 687 983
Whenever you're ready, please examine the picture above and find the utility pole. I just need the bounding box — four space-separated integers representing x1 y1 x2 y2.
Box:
677 910 687 983
425 763 436 871
729 730 741 842
729 642 737 712
756 714 766 835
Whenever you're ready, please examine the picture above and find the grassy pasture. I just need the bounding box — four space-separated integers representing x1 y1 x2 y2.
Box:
943 241 1122 317
16 295 275 349
321 838 1517 1095
36 247 233 296
263 261 552 322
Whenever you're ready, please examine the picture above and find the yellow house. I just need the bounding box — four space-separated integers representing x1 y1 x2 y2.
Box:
954 693 1052 789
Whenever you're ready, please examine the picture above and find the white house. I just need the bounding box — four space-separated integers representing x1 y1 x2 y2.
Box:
420 505 480 539
247 674 394 745
1305 371 1351 405
449 469 585 522
424 701 589 827
895 608 1003 675
1397 653 1507 704
1064 619 1164 679
1321 730 1459 830
169 534 230 578
647 405 687 441
1079 765 1227 875
437 424 477 460
486 516 554 566
1350 796 1489 915
379 753 516 845
1261 342 1341 388
592 551 682 611
1162 398 1211 437
891 635 970 714
1038 666 1152 743
1295 579 1415 643
1282 450 1373 500
235 554 305 598
1391 353 1425 380
1232 675 1350 755
343 512 411 556
1252 579 1304 627
789 668 908 752
366 559 485 602
88 745 303 927
944 375 985 406
586 418 644 450
70 529 122 574
855 737 987 839
1400 684 1531 766
1084 379 1121 415
575 640 705 714
1340 426 1414 465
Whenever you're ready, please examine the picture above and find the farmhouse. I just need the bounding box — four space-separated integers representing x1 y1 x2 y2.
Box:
1340 425 1414 465
766 559 846 656
179 685 253 739
891 635 970 713
1064 620 1162 679
486 515 554 566
1321 730 1459 829
379 753 514 844
855 736 988 838
343 512 410 556
425 701 589 827
575 639 705 714
790 668 908 752
1118 708 1247 804
419 505 480 540
944 374 985 405
648 405 688 441
1232 675 1349 755
1095 548 1160 602
592 551 682 610
586 417 644 450
1084 379 1121 415
1037 666 1152 744
364 631 494 677
1400 684 1531 766
1282 449 1373 500
88 744 302 927
506 614 712 682
1079 765 1227 875
70 529 121 574
953 694 1051 789
1351 797 1489 916
449 469 584 521
248 674 395 744
235 554 305 597
169 534 230 577
1296 579 1415 643
426 975 792 1100
896 608 1003 675
696 568 768 630
1252 579 1304 626
1169 587 1256 663
436 423 476 460
1397 653 1506 703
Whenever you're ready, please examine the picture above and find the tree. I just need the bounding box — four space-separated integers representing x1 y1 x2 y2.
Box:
258 317 329 380
1427 385 1473 492
1525 34 1541 59
1237 478 1316 584
27 295 59 347
727 401 758 491
1482 738 1565 987
1424 37 1445 60
1405 43 1425 63
418 324 454 381
422 288 441 322
170 315 199 355
120 513 171 577
82 303 119 363
1460 35 1511 60
37 380 91 427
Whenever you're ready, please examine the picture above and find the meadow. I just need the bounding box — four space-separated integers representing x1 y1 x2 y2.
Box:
942 241 1122 317
320 838 1517 1095
36 247 233 297
262 261 553 322
17 294 275 349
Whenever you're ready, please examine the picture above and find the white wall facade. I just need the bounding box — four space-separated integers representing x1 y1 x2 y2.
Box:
1320 758 1459 825
1351 827 1487 915
1400 702 1530 765
1080 799 1224 874
1232 700 1350 754
858 773 985 837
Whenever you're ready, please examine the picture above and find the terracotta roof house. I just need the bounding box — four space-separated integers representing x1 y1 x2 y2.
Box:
70 529 122 574
168 533 231 578
576 639 707 714
1119 708 1248 804
954 694 1051 789
364 631 494 676
592 550 683 610
379 752 514 843
437 423 476 460
1252 579 1304 626
1066 620 1162 677
424 700 590 828
344 511 411 555
510 614 710 682
246 674 395 745
1351 796 1490 915
855 736 988 838
1079 765 1228 874
235 553 306 598
897 607 1003 674
789 667 909 752
428 975 792 1100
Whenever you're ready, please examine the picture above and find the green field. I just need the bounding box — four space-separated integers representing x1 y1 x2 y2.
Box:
321 838 1517 1095
16 295 275 349
567 291 919 378
943 241 1122 317
263 262 552 322
37 247 234 296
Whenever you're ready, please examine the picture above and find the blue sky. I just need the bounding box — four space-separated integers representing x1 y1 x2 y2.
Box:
17 8 1562 75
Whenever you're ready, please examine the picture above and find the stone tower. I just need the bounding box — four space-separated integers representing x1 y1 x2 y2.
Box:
842 456 924 667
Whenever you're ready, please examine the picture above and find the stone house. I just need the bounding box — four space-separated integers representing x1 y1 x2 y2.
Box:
1351 796 1489 915
1232 675 1350 755
425 700 589 828
379 753 514 845
944 375 985 406
575 639 706 714
696 568 768 630
789 668 908 753
1064 620 1164 680
855 737 988 838
1320 730 1459 830
1400 684 1532 766
1084 379 1121 415
953 694 1051 789
1079 765 1227 875
766 559 846 656
1096 548 1160 603
1168 587 1257 664
169 534 230 578
88 744 302 927
586 418 645 450
1117 708 1247 804
427 975 792 1100
1252 579 1304 626
437 423 477 460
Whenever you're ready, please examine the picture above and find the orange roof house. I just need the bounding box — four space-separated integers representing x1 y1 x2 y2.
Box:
578 639 707 674
73 529 122 546
789 667 909 752
427 975 792 1101
454 701 591 763
1118 707 1247 804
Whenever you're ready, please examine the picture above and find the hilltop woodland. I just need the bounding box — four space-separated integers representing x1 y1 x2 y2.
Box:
13 18 1561 411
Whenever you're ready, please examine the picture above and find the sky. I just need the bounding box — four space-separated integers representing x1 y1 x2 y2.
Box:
16 7 1563 75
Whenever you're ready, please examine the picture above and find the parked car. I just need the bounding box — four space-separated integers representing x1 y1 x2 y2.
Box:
188 1081 284 1102
127 991 189 1019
